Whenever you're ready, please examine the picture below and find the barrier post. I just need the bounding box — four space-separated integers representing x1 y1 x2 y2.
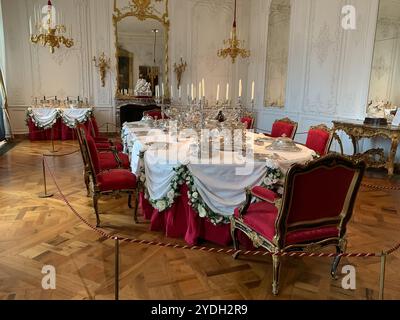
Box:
39 157 54 198
379 251 387 300
115 237 120 301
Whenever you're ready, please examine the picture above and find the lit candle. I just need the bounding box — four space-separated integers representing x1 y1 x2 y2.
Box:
216 84 220 102
161 83 164 97
251 81 255 101
239 79 242 98
29 17 32 35
198 82 202 100
34 6 37 27
202 78 205 98
226 83 230 101
191 83 194 100
155 85 159 98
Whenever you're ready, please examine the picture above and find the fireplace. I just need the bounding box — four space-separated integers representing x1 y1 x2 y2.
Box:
115 98 160 127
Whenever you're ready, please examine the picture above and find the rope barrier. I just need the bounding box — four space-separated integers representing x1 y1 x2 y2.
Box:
41 156 400 259
361 182 400 191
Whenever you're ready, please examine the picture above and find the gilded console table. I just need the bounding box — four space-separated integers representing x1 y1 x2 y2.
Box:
332 120 399 176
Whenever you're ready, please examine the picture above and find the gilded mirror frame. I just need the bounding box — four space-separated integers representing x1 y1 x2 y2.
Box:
113 0 170 99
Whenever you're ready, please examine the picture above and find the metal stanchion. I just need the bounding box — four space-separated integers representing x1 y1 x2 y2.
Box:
379 251 387 300
50 126 58 153
39 157 54 198
115 237 120 301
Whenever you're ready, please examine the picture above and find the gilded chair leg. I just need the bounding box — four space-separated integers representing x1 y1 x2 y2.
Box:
93 193 101 227
128 193 133 209
84 171 90 197
133 189 139 224
331 246 344 279
230 220 240 259
272 254 281 295
331 239 347 279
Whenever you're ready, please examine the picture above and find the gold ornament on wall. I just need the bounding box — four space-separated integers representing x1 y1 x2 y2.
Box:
173 58 187 89
217 0 250 63
93 53 111 87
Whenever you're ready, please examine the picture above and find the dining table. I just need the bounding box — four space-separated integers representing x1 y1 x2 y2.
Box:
122 120 316 246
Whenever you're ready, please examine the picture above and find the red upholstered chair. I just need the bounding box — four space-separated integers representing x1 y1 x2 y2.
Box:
76 126 139 226
76 125 130 195
241 116 255 130
143 109 166 120
305 124 333 156
231 155 366 295
86 117 123 152
265 117 298 139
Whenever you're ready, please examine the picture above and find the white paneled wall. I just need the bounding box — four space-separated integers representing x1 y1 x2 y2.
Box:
2 0 394 161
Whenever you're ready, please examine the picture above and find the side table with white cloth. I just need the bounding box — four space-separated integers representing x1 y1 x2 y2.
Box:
122 121 316 246
26 107 93 141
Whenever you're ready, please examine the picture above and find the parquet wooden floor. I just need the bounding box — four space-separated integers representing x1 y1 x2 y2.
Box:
0 139 399 300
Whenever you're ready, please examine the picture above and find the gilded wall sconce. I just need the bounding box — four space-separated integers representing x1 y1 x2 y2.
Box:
93 53 111 87
173 57 187 89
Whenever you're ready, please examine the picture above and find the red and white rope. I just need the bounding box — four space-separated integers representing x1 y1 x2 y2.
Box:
43 157 399 259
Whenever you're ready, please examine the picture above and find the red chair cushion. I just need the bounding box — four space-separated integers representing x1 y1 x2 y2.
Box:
96 169 137 192
234 202 339 246
98 152 130 171
147 111 162 119
286 166 356 225
98 153 119 171
114 142 123 152
90 117 101 138
234 202 278 242
271 121 295 138
96 141 113 150
86 135 101 174
306 129 331 156
251 186 278 202
241 117 254 130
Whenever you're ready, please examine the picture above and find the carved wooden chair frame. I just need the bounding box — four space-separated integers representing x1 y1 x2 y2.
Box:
273 117 298 139
308 124 335 156
231 154 366 295
76 126 139 226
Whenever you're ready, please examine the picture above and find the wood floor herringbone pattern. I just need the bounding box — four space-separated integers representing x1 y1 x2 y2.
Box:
0 139 399 300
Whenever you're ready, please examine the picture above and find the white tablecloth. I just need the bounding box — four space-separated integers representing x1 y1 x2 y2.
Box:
27 107 93 129
122 122 316 217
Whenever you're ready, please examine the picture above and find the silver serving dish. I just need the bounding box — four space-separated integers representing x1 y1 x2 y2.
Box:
266 137 301 152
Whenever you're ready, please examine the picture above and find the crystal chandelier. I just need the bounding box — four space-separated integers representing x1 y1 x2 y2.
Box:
30 1 74 54
217 0 250 64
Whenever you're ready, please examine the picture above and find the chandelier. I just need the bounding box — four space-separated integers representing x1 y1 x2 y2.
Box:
217 0 250 64
30 1 74 54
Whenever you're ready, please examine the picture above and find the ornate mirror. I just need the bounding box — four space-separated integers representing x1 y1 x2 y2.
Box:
367 0 400 119
113 0 170 99
264 0 291 108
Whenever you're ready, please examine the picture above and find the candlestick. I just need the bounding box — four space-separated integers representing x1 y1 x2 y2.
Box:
191 83 194 101
216 84 220 102
161 83 164 97
239 79 242 98
198 82 201 100
178 86 182 99
202 78 205 97
226 83 230 102
251 81 255 101
170 85 174 99
29 17 33 35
